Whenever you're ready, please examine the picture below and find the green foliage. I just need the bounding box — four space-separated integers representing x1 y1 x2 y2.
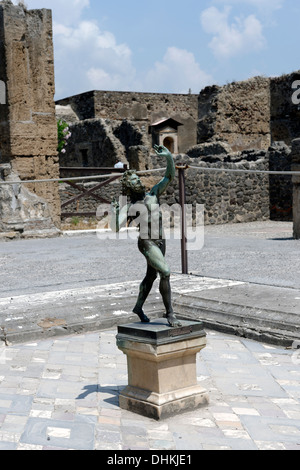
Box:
71 216 80 226
57 119 71 154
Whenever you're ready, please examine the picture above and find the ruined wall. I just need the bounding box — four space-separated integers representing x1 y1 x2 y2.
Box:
198 71 300 152
59 118 153 171
198 77 271 152
185 141 293 222
56 91 95 121
59 119 126 168
60 149 272 226
271 71 300 146
161 153 270 225
0 2 60 228
269 142 293 220
56 91 198 154
0 2 10 159
0 163 59 239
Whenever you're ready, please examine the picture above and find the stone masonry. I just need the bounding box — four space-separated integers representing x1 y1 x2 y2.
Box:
198 77 271 152
271 71 300 146
57 71 298 229
0 1 295 233
59 147 272 227
0 1 60 232
0 163 58 237
56 90 198 156
59 118 153 172
198 72 300 152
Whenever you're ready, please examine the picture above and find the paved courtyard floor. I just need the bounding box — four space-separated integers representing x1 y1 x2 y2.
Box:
0 327 299 451
0 221 299 452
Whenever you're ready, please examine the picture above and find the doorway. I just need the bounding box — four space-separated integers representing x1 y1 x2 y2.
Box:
163 137 175 153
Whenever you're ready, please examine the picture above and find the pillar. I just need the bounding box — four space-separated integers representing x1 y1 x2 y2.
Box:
0 1 60 227
292 139 300 239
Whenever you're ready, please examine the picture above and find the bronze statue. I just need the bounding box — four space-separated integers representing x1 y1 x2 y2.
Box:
111 145 181 328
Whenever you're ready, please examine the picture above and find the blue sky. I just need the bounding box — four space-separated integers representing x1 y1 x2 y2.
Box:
14 0 300 99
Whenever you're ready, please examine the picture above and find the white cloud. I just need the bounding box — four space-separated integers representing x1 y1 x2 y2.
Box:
53 16 214 96
143 47 214 94
201 6 266 59
12 0 139 96
53 20 137 96
12 0 214 96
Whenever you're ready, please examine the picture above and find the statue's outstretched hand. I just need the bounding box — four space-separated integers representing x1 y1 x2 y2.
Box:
154 145 172 158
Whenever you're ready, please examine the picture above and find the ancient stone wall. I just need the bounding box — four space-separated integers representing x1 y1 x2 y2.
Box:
59 119 127 168
271 71 300 146
0 2 10 159
197 71 300 152
56 91 95 121
0 2 60 229
60 149 273 226
56 91 198 154
59 118 153 171
0 163 60 239
162 154 270 226
198 77 271 152
269 142 293 221
57 70 299 226
185 141 292 222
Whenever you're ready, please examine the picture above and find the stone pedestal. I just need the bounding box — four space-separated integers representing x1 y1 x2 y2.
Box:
116 318 209 420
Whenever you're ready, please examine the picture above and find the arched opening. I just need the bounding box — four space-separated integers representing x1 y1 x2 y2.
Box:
163 136 175 153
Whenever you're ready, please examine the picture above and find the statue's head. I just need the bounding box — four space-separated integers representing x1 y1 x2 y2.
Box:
121 171 146 198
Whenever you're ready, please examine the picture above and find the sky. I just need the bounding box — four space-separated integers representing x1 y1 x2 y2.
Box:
13 0 300 100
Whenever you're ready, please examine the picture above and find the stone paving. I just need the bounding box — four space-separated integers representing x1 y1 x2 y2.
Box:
0 327 299 451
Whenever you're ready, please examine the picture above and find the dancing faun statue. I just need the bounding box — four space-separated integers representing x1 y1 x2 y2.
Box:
111 145 181 328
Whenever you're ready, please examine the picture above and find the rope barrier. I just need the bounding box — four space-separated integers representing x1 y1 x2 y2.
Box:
0 168 167 186
0 172 125 186
188 165 298 176
0 164 299 186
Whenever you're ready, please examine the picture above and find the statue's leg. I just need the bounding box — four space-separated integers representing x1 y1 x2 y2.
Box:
159 271 181 328
137 239 181 327
133 265 157 323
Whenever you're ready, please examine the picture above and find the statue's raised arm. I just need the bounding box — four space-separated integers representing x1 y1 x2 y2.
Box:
150 145 175 198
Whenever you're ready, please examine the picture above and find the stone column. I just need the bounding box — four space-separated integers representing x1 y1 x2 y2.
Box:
291 139 300 239
0 1 60 227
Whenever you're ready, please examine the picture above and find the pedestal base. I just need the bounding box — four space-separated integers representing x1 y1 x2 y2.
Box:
116 318 209 420
119 384 209 420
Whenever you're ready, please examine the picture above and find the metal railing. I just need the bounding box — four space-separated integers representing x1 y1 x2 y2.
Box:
59 166 127 218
